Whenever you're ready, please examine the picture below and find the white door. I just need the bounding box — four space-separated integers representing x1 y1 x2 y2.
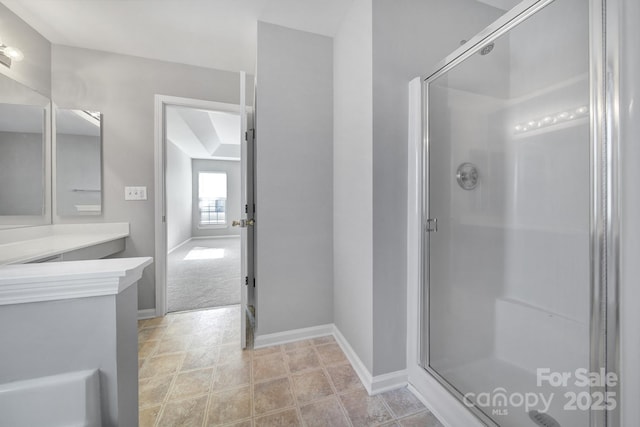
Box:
238 72 255 349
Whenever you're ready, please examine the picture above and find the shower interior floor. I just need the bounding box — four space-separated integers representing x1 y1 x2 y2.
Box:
438 357 589 427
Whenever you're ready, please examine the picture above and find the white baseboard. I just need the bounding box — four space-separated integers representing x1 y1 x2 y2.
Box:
254 324 334 348
251 323 410 396
168 237 192 254
370 369 408 395
191 235 240 240
332 325 407 395
168 235 241 253
138 309 157 320
332 326 374 392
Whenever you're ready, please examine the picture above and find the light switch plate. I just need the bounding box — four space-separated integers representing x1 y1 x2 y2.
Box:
125 186 147 201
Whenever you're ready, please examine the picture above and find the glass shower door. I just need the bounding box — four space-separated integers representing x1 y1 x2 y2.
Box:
423 1 593 426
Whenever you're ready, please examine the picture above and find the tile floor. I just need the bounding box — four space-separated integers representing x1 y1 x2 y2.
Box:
138 306 444 427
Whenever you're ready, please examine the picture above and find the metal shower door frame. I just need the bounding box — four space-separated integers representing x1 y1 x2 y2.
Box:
418 0 619 426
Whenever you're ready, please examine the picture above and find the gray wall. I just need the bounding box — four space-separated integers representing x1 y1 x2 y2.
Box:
51 44 249 310
56 133 101 216
255 22 333 335
191 159 241 238
370 0 503 376
166 141 192 250
0 131 44 215
333 0 374 373
0 2 51 97
619 0 640 423
331 0 503 377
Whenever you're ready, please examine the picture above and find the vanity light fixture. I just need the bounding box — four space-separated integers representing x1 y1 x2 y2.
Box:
0 40 24 68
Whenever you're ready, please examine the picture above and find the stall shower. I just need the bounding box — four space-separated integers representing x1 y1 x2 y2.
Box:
419 0 615 426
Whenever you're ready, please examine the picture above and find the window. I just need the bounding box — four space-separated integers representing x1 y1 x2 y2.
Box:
198 172 227 226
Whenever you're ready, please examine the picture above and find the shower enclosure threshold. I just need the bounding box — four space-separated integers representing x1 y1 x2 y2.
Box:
435 357 587 427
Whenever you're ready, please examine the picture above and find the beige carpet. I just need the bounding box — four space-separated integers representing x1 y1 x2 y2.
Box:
167 237 241 312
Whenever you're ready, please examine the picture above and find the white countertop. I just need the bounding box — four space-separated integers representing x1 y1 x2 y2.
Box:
0 223 130 265
0 257 153 305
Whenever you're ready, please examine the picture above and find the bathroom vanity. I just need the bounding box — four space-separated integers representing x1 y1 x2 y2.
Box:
0 12 152 426
0 222 130 265
0 221 143 427
0 256 152 427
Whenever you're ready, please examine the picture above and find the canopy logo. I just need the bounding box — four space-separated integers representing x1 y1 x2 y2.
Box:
462 388 553 416
462 368 617 417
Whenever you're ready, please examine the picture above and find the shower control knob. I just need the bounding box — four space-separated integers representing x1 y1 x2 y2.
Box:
456 162 479 190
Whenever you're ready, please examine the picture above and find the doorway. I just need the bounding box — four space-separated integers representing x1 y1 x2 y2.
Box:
154 93 255 348
165 113 242 312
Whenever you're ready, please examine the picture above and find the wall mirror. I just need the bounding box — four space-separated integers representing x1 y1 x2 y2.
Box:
0 72 50 228
55 109 102 216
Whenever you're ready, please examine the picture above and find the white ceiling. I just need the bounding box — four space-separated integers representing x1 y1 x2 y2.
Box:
1 0 353 73
167 105 241 161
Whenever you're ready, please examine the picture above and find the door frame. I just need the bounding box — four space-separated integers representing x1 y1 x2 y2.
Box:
153 94 246 317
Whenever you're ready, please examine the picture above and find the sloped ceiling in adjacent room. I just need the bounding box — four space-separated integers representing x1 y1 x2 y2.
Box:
166 106 241 161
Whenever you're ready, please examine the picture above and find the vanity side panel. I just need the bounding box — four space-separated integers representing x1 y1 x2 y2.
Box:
0 295 119 426
115 284 138 427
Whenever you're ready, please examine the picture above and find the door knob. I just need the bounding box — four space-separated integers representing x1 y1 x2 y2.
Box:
232 219 256 227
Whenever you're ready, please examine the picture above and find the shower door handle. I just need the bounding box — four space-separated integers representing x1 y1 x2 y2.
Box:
426 218 438 232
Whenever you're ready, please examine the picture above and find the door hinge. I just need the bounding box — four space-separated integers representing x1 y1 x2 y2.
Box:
245 276 249 286
426 218 438 232
253 278 256 288
245 204 248 214
253 203 256 214
245 128 255 142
